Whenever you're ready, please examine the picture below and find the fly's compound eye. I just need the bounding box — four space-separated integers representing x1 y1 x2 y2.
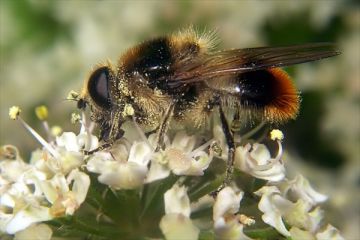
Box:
88 66 112 109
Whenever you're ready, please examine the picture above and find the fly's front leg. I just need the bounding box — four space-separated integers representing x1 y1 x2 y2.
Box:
83 129 124 155
155 102 175 152
85 111 124 155
84 142 113 155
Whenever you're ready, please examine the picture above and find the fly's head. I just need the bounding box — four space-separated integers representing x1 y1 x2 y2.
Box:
78 63 129 142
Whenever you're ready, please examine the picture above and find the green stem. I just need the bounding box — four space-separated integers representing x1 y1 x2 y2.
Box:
188 175 223 202
240 122 266 141
244 227 285 240
52 216 127 238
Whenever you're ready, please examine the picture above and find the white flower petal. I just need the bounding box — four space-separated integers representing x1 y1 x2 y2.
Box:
250 163 285 182
109 142 131 162
255 185 281 196
21 169 47 197
164 184 191 217
212 187 250 240
14 223 52 240
290 227 315 240
0 158 30 183
86 152 113 173
308 207 324 233
255 186 291 237
77 132 98 152
145 161 170 183
171 131 196 153
58 150 83 174
29 150 54 179
61 192 79 216
159 213 199 240
234 144 252 171
128 142 152 166
39 174 69 204
262 210 290 237
249 144 271 165
56 132 79 152
0 183 31 208
67 169 90 205
283 199 313 230
235 144 285 182
148 130 213 177
5 205 52 234
316 224 344 240
167 148 192 175
0 212 12 233
214 217 253 240
97 162 147 190
213 187 244 221
167 149 212 176
187 152 212 176
288 175 328 205
255 185 325 236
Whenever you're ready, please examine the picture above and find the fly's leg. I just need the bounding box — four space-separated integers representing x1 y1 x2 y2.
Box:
218 104 236 187
84 112 124 155
155 102 175 152
84 142 113 155
210 103 236 197
83 128 124 155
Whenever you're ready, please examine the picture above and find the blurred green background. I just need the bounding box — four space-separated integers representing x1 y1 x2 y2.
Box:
0 0 359 238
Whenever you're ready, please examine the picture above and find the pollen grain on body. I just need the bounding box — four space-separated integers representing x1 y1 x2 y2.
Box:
123 104 135 117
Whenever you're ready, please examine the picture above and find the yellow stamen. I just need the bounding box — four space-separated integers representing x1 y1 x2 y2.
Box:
35 105 49 121
9 106 21 120
51 126 63 136
270 129 284 141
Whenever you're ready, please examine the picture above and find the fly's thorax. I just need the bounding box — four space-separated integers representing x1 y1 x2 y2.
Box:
121 71 172 130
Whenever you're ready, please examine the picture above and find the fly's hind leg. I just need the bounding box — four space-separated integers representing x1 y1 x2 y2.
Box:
155 102 175 152
218 104 236 187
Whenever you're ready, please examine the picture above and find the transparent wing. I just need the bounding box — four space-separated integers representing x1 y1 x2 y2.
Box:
166 43 340 87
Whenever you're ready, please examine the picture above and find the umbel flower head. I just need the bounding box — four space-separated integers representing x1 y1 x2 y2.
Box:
0 105 344 240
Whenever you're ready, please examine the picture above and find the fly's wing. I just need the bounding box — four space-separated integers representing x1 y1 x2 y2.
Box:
166 43 340 87
166 43 340 123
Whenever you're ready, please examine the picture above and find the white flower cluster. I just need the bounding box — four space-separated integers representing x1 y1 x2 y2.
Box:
0 133 93 238
1 108 213 237
1 106 344 239
255 175 343 240
160 184 253 240
213 125 285 182
160 128 343 240
87 130 213 190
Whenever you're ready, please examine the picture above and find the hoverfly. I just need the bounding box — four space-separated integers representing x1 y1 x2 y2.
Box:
78 29 340 185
